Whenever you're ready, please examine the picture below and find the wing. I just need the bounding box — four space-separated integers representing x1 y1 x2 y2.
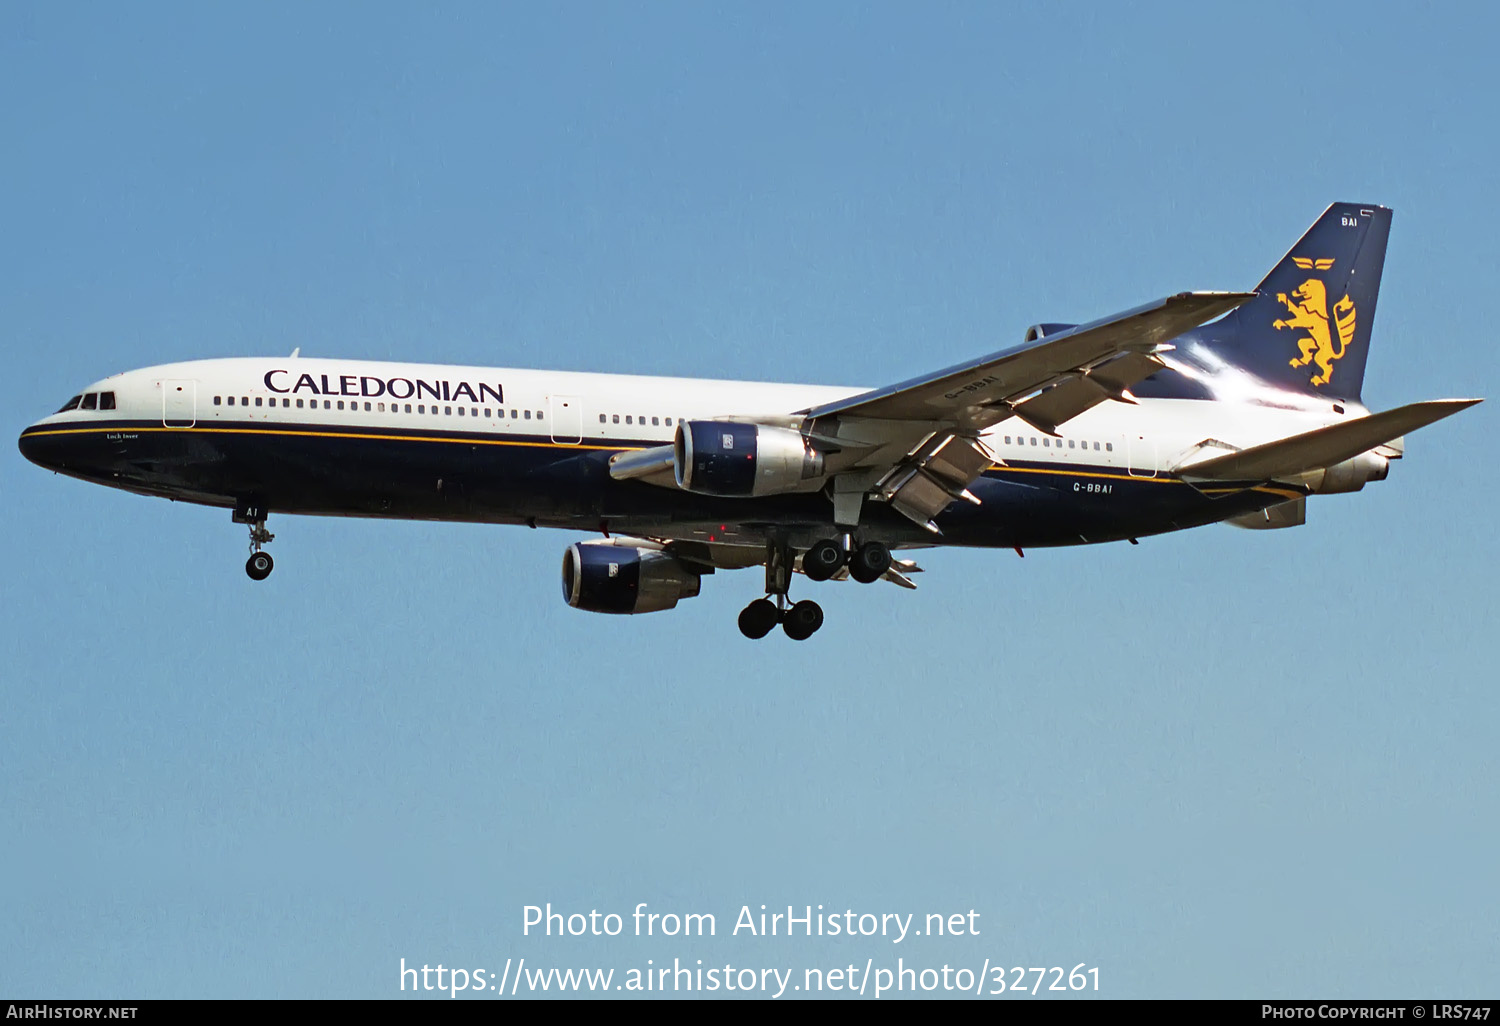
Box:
811 291 1254 529
803 291 1255 433
608 291 1256 532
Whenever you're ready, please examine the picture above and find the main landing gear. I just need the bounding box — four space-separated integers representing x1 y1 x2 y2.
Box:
736 537 892 640
801 537 891 584
234 505 275 581
737 596 825 642
739 541 826 641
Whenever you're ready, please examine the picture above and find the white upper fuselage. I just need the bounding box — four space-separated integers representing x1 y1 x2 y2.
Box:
31 355 1360 475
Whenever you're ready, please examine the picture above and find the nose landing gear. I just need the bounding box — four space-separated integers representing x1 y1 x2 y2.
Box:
235 505 275 581
246 549 274 581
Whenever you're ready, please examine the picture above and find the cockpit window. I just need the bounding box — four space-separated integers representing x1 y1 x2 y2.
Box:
80 393 98 410
99 392 116 410
57 395 82 412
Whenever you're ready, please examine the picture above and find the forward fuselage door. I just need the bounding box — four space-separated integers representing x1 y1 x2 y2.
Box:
162 379 197 428
549 394 583 445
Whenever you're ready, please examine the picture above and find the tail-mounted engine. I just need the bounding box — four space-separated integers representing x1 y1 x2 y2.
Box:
673 421 825 497
1023 322 1079 343
562 541 702 614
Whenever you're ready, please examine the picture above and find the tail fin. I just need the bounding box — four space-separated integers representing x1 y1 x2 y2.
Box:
1153 203 1391 403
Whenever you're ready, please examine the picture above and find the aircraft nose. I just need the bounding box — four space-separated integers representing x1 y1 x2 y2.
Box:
18 423 63 471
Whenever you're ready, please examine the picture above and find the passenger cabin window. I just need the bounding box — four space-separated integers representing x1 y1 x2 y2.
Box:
213 396 222 406
227 396 236 406
58 395 82 412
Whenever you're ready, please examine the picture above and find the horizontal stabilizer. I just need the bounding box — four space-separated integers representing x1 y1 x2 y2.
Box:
1181 399 1481 483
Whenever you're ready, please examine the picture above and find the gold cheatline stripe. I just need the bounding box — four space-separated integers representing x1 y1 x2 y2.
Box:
21 423 640 453
989 463 1303 502
993 464 1173 485
26 425 1303 502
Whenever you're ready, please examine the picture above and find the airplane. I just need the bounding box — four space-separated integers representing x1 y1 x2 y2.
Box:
17 202 1480 640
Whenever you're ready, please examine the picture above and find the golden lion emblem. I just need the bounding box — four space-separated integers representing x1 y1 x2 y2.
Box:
1275 271 1357 387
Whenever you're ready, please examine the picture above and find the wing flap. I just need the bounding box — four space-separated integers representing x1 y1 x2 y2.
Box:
1180 399 1481 483
874 434 991 531
1006 349 1168 434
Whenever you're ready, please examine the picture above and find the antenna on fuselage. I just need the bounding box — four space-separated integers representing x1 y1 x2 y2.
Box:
289 347 301 358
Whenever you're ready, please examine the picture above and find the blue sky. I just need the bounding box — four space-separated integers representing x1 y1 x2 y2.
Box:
2 1 1496 999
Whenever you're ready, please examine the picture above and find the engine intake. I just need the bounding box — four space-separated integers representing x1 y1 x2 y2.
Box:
673 421 824 497
1023 322 1078 343
562 542 702 615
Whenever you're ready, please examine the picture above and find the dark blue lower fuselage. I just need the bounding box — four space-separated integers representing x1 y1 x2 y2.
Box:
18 419 1298 550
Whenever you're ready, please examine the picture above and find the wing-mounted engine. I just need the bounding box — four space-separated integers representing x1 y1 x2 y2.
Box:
562 540 702 614
673 420 826 497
